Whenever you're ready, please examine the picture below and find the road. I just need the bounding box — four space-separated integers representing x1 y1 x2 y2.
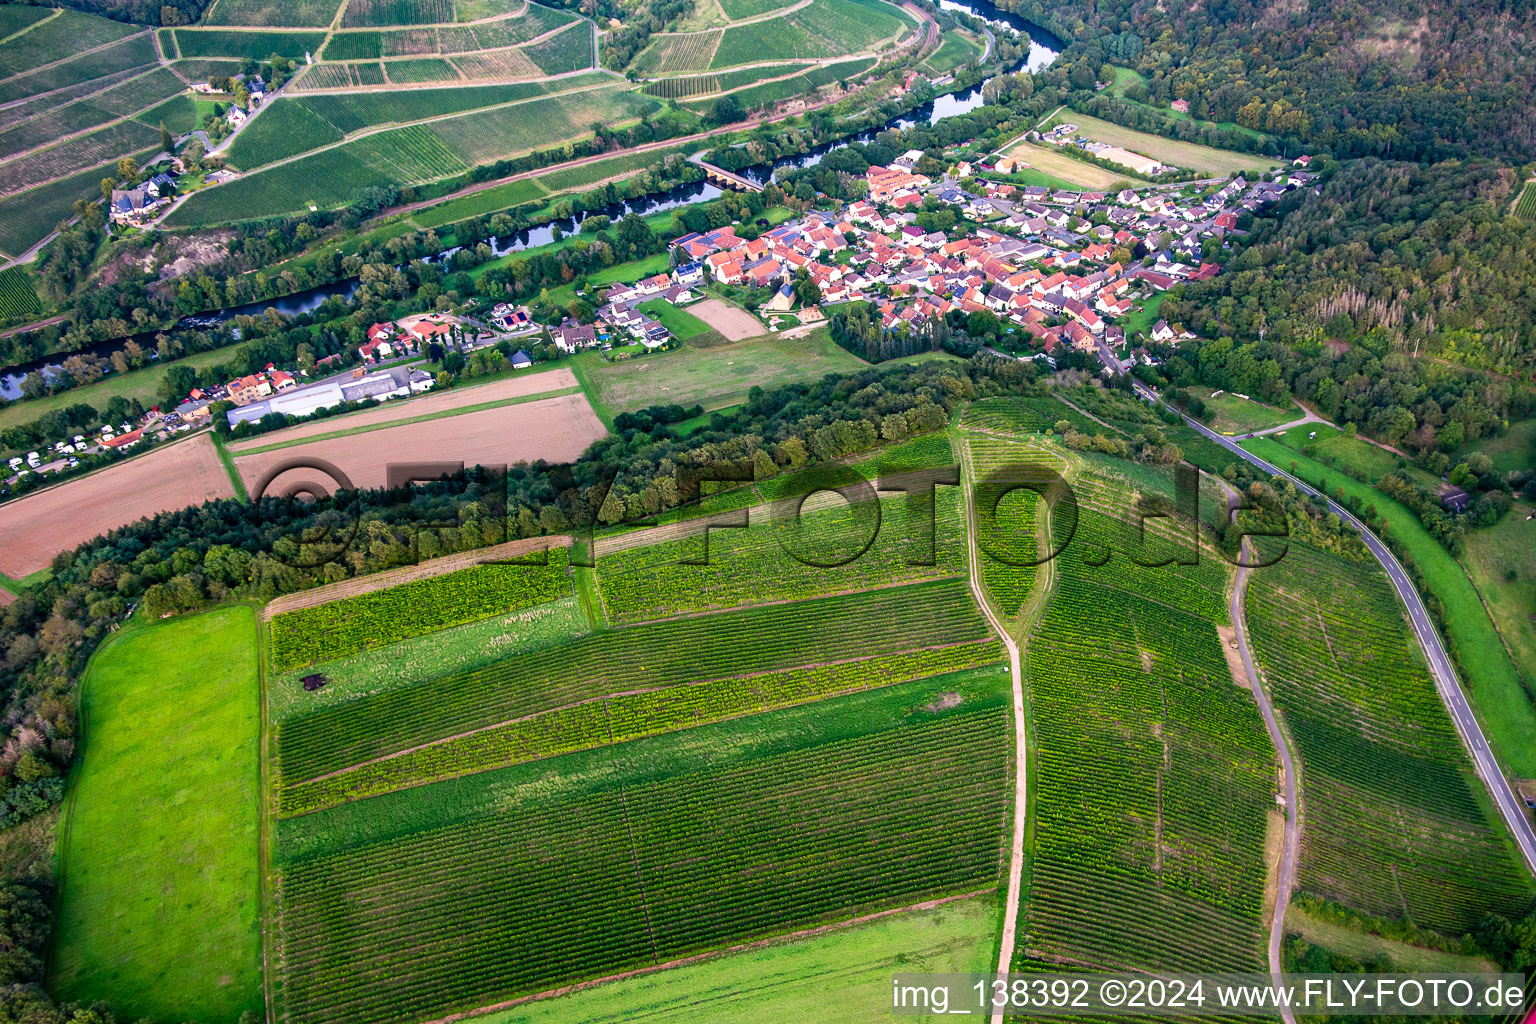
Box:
960 437 1026 1023
1141 382 1536 876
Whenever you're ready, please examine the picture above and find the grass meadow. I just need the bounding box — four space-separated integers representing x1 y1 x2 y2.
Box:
572 328 867 412
50 606 262 1021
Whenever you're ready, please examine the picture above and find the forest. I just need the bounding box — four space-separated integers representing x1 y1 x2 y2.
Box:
1152 159 1536 454
1009 0 1536 164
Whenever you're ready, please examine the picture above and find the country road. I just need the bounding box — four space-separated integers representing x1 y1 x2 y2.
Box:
1225 509 1299 1024
1140 381 1536 877
960 437 1026 1023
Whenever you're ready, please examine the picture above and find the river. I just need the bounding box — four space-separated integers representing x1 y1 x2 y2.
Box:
0 0 1060 399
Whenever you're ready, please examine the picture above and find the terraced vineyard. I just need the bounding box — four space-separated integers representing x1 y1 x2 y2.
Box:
168 83 649 225
1015 490 1275 975
273 578 999 795
273 680 1010 1024
1245 543 1533 934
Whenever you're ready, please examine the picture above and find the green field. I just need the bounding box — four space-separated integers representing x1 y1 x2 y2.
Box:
1242 436 1536 775
1268 423 1437 488
0 10 136 77
50 607 262 1021
168 85 651 225
272 671 1009 1024
964 434 1041 619
594 488 967 622
0 341 253 432
1458 416 1536 475
960 394 1102 437
1246 544 1532 934
475 895 999 1024
272 578 998 798
410 177 548 226
921 31 979 75
522 21 592 74
1048 110 1282 177
206 0 342 25
224 97 345 170
573 328 868 412
173 28 327 61
0 33 156 105
1461 504 1536 729
270 596 589 721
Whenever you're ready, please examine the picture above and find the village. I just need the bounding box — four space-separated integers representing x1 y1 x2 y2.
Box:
4 148 1318 496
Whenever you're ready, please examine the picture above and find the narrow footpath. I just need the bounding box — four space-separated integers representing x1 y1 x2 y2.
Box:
1224 493 1299 1024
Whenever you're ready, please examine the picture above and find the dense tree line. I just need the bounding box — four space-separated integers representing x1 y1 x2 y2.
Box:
11 0 209 25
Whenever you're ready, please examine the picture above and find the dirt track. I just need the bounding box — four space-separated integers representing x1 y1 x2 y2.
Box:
262 534 570 620
0 434 235 577
227 369 579 452
233 391 606 495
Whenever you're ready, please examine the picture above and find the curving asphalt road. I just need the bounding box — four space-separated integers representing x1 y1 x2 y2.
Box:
1140 382 1536 877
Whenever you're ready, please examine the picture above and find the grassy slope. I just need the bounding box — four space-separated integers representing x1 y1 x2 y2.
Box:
50 606 263 1020
1190 387 1297 434
1242 436 1536 775
1460 502 1536 744
1460 417 1536 475
475 895 998 1024
1271 424 1439 489
1284 907 1497 974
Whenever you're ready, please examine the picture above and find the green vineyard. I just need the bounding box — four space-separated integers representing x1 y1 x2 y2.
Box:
1515 180 1536 221
274 694 1009 1024
1017 495 1275 974
268 549 572 671
642 73 721 99
1245 543 1533 934
0 268 40 320
272 577 997 785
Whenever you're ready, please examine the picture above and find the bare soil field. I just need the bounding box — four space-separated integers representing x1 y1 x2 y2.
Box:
0 434 234 577
689 298 765 341
233 391 606 495
226 368 578 452
262 534 569 620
